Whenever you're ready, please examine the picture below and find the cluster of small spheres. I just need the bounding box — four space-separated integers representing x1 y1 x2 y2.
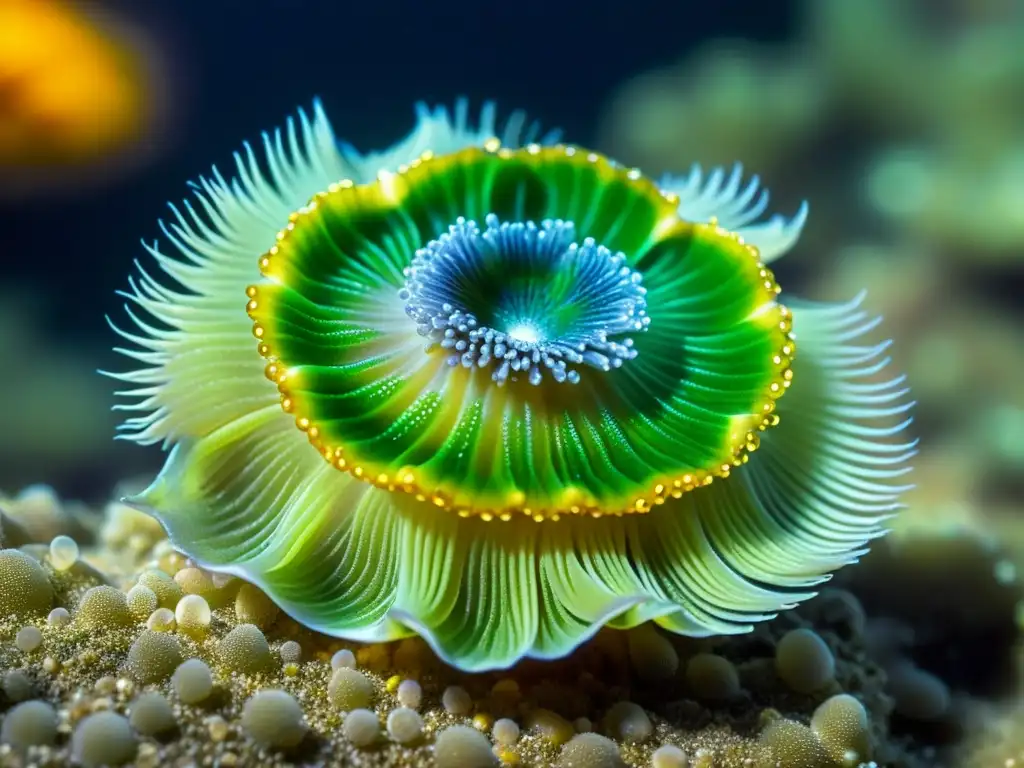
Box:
0 527 886 768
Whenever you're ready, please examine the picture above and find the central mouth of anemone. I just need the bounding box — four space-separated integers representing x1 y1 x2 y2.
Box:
399 214 650 386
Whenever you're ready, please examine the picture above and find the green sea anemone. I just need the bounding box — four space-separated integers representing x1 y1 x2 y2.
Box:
108 99 915 671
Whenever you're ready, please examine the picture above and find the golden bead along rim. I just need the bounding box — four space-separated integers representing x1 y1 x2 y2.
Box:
244 140 797 521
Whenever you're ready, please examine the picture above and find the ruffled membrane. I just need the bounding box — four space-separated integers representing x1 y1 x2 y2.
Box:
110 100 913 671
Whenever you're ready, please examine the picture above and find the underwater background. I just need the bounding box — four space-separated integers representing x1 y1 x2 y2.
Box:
1 0 1022 766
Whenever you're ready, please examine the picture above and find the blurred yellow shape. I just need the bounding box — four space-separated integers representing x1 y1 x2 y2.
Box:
0 0 151 168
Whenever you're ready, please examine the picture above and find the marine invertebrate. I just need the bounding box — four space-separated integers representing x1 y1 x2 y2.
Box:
108 98 914 671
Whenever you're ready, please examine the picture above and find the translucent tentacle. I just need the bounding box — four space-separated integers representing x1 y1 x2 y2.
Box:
660 163 808 263
342 98 562 181
102 100 353 446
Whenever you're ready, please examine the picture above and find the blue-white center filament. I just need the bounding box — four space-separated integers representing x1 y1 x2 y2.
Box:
399 214 649 386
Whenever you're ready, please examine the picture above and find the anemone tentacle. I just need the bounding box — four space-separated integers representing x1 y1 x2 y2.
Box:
105 99 351 446
659 163 808 263
341 97 562 180
111 98 914 672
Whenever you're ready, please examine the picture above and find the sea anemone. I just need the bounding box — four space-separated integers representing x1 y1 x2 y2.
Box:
108 98 915 671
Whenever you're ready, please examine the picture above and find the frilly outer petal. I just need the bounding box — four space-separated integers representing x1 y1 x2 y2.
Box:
129 291 913 671
341 98 562 182
659 163 808 263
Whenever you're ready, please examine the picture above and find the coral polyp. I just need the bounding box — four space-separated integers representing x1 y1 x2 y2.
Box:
246 142 794 520
107 99 914 671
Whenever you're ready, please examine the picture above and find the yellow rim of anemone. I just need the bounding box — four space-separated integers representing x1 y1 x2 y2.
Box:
245 141 795 521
